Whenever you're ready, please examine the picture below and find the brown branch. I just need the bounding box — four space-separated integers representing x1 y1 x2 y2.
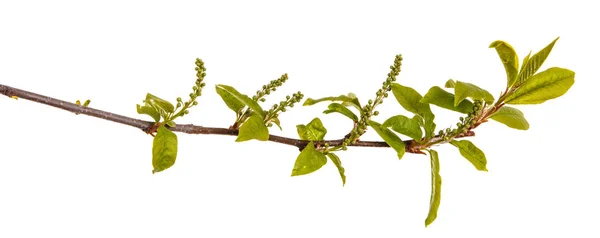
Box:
0 84 474 153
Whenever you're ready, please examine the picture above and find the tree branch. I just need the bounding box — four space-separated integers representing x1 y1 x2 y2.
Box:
1 84 474 153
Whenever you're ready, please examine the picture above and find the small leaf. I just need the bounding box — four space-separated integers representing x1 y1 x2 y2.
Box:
271 117 283 130
368 121 405 159
327 153 346 186
382 115 423 140
323 103 359 122
454 81 494 106
165 121 176 127
303 94 361 110
146 93 175 113
82 99 91 107
236 114 269 142
216 84 266 119
137 104 161 122
152 125 178 173
490 106 529 130
489 40 519 87
425 149 442 227
504 67 574 105
516 37 559 85
423 117 436 140
450 140 488 171
216 84 245 114
445 79 456 88
421 86 473 114
291 142 327 176
76 100 81 105
296 117 327 141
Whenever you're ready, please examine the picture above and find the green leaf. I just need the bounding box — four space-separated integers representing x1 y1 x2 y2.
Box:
504 67 575 105
449 140 488 171
291 142 327 176
136 104 161 122
152 125 178 173
82 99 91 107
382 115 423 140
271 117 283 130
454 81 495 106
489 40 519 87
391 83 433 117
423 117 436 140
425 149 442 227
327 153 346 186
215 84 265 119
490 106 529 130
146 93 175 113
516 37 559 85
165 121 176 127
215 85 245 114
368 121 405 159
421 86 473 114
323 103 359 122
296 117 327 141
236 114 269 142
303 93 361 110
445 79 456 88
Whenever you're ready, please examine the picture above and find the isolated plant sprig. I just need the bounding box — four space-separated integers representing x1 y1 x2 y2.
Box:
0 38 574 227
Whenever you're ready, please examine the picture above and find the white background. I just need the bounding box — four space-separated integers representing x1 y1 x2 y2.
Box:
1 0 598 237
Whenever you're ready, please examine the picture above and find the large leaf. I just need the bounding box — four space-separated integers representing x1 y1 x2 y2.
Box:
215 84 265 118
291 142 327 176
489 40 519 87
391 83 436 138
368 121 405 159
382 115 423 140
296 117 327 141
216 85 245 114
421 86 473 114
515 37 559 85
146 93 175 114
137 104 161 122
450 140 487 171
303 93 361 110
490 106 529 130
152 125 178 173
454 81 494 106
327 153 346 186
504 67 574 104
425 149 442 227
323 103 359 122
236 114 269 142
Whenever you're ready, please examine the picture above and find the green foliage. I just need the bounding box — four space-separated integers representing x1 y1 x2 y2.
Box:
327 153 346 185
489 40 519 87
382 115 423 140
453 81 494 106
236 114 269 142
152 125 178 173
291 142 327 176
216 84 265 119
445 79 455 88
391 83 436 139
449 140 487 171
368 121 405 159
515 37 559 86
504 67 575 104
296 117 327 141
303 93 361 110
323 103 359 122
136 103 161 122
146 93 175 114
425 149 441 227
490 106 529 130
421 86 473 114
216 84 246 113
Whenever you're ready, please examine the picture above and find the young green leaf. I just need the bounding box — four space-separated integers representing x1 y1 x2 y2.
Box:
425 149 442 227
327 153 346 186
391 83 433 117
504 67 575 104
271 117 283 130
291 142 327 176
489 40 519 87
449 140 488 171
303 94 361 110
454 81 495 106
236 114 269 142
136 104 161 122
152 125 178 173
368 121 405 159
423 117 436 140
323 103 359 122
445 79 456 88
296 117 327 141
382 115 423 140
146 93 175 113
490 106 529 130
421 86 473 114
215 84 266 118
516 37 559 85
216 84 245 114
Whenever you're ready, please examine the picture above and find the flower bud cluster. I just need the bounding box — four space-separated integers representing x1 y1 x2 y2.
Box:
436 100 483 140
264 91 304 126
253 73 289 102
173 58 207 117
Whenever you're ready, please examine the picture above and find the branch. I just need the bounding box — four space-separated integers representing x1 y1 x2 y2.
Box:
0 84 474 153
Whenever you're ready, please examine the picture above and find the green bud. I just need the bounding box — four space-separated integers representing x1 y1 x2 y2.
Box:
193 101 199 106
